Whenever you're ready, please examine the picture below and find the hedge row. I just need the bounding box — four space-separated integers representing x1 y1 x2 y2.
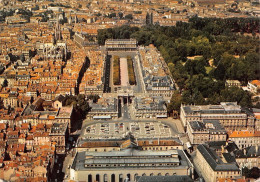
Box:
113 55 120 85
127 56 136 85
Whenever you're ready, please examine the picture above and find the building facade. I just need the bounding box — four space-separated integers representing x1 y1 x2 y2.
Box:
193 144 241 182
247 80 260 94
233 146 260 169
87 98 118 120
49 122 69 154
105 39 137 52
133 96 167 119
187 120 227 145
228 131 260 149
180 102 255 131
70 147 193 182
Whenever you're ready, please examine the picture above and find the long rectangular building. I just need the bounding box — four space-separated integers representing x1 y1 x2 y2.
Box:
105 39 137 51
187 120 227 145
133 96 167 119
180 102 255 131
193 144 241 182
70 147 193 182
139 45 175 98
87 97 118 120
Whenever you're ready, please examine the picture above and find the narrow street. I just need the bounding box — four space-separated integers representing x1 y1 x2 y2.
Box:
50 154 65 182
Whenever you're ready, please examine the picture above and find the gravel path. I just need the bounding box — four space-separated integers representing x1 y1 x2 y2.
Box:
120 57 129 86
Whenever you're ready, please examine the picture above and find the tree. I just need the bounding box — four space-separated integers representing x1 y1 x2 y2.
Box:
182 90 192 104
208 93 221 104
20 53 25 62
8 53 18 63
213 63 226 80
29 50 37 58
32 5 39 11
88 94 100 103
64 94 90 118
193 90 206 105
30 97 34 104
125 14 133 20
97 21 259 109
249 167 260 179
0 99 4 109
167 91 182 113
118 12 123 19
194 59 206 75
242 166 249 177
2 79 8 87
168 63 175 73
219 87 252 108
108 13 116 18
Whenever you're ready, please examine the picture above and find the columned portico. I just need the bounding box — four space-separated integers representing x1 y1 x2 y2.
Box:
82 170 196 182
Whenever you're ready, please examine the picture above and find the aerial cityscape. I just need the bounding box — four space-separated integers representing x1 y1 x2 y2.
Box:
0 0 259 182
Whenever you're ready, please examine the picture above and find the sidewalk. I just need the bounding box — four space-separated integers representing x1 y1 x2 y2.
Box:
62 152 74 181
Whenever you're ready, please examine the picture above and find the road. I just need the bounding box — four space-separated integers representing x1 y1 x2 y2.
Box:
103 54 111 93
50 154 65 182
133 54 144 93
62 152 74 181
121 104 130 119
109 55 116 93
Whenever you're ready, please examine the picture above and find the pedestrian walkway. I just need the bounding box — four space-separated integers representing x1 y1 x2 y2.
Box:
120 57 129 86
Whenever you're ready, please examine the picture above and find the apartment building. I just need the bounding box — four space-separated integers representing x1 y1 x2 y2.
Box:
232 145 260 169
247 80 260 94
228 131 260 149
49 122 69 154
187 120 227 145
139 45 175 98
87 97 118 120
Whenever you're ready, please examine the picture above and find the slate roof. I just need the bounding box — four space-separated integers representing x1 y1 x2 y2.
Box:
222 153 236 163
190 120 226 134
233 146 260 158
72 148 191 171
225 142 239 153
182 102 244 115
144 75 174 90
197 144 239 171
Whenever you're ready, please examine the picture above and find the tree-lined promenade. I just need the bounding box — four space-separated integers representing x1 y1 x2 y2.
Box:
113 55 121 85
